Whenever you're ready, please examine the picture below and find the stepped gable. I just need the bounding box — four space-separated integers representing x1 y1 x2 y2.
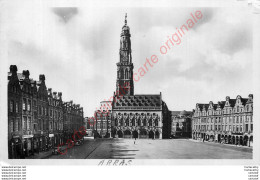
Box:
114 94 161 108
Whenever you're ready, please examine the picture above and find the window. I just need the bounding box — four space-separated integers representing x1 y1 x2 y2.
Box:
23 116 27 130
149 119 152 126
124 119 128 126
155 119 158 126
132 119 135 126
246 124 248 132
23 98 26 111
15 102 18 113
143 119 147 126
10 100 14 112
50 122 53 130
27 100 31 111
251 124 253 132
27 117 31 130
240 125 242 132
33 124 37 132
34 111 37 118
14 119 18 132
10 119 14 132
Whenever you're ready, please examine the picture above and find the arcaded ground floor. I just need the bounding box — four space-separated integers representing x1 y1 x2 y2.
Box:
42 138 252 159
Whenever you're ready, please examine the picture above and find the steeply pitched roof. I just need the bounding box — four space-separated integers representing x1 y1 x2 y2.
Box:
113 94 161 109
229 99 236 107
241 98 249 106
171 111 181 116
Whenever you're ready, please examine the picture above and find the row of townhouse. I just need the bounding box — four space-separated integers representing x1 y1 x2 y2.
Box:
192 94 253 147
8 65 84 159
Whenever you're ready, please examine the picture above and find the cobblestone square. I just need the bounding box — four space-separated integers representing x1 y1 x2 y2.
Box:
44 138 252 159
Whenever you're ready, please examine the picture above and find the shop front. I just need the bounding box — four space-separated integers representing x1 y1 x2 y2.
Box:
22 135 33 157
9 136 23 159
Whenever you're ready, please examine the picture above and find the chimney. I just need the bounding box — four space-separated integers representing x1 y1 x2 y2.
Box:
39 74 45 82
48 88 52 95
226 96 230 101
58 92 62 100
248 94 253 99
22 70 30 79
53 92 57 99
10 65 18 74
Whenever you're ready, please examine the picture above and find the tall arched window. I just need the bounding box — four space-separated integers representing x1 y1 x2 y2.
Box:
143 119 146 126
149 119 152 126
125 69 128 79
132 119 135 126
125 119 129 126
155 119 158 126
137 119 141 126
121 69 124 79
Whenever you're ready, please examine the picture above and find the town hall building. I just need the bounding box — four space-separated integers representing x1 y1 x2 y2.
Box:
111 14 171 139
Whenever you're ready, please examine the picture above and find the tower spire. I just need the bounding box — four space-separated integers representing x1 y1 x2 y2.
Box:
125 13 127 25
116 13 134 96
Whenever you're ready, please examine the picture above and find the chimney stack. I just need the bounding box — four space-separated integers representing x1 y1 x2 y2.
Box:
10 65 18 74
39 74 45 82
22 70 30 79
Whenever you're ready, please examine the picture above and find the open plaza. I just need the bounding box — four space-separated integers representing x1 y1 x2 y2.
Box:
36 138 252 159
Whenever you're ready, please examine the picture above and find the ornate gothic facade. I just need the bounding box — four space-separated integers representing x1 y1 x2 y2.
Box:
111 14 171 139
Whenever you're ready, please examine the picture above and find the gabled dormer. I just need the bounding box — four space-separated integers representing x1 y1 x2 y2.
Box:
37 74 48 101
8 65 21 94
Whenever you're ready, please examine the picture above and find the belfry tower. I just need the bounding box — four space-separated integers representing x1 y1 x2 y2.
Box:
116 13 134 96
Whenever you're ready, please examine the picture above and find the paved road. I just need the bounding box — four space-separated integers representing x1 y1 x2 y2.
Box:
45 138 252 159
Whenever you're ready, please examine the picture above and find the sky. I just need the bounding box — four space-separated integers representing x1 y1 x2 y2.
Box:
5 4 253 116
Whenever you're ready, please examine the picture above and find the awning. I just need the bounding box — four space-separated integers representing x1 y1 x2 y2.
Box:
49 134 54 137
